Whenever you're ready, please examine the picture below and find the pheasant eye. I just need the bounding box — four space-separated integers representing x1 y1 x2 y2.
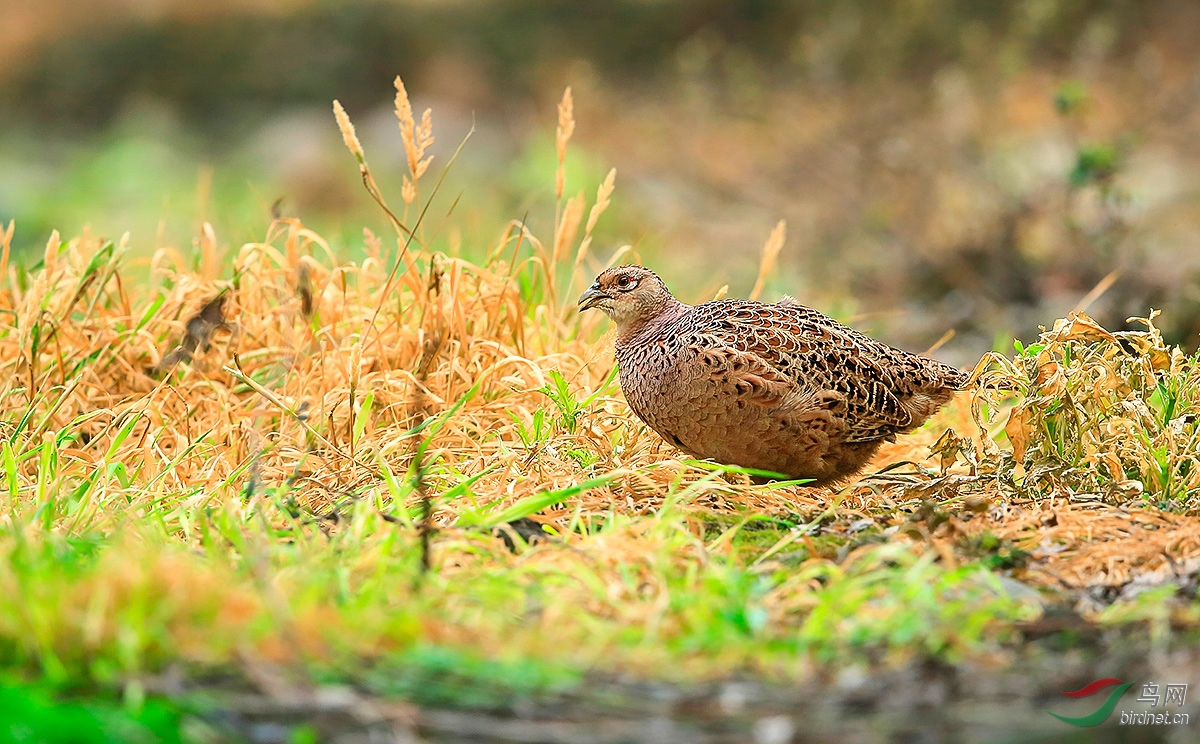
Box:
617 276 634 289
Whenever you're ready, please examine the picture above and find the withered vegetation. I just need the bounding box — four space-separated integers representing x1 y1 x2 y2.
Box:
0 80 1198 704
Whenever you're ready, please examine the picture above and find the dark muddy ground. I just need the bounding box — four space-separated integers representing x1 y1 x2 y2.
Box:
172 633 1200 744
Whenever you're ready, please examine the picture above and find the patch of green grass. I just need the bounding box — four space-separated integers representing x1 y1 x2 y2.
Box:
785 545 1036 663
0 492 1038 697
0 680 190 744
361 645 581 711
958 531 1029 572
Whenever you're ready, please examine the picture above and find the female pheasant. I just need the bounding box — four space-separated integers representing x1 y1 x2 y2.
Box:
578 265 968 485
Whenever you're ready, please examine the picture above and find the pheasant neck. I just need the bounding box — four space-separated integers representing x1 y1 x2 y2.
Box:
616 299 690 345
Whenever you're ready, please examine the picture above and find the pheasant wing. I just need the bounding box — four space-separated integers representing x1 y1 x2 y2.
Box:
684 301 918 442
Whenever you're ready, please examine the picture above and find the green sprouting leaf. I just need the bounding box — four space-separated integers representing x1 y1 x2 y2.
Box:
104 412 143 462
509 408 548 447
377 452 414 530
1054 80 1087 115
1070 143 1118 187
79 240 116 279
135 293 166 331
3 439 18 505
456 474 616 528
581 364 620 408
353 390 375 448
538 369 583 433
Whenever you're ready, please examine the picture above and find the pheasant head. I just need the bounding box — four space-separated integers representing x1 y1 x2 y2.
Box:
578 265 681 336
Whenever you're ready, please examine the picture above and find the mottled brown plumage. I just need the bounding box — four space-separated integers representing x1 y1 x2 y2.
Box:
578 265 968 485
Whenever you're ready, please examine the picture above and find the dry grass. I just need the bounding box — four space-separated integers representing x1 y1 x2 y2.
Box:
1 80 1199 706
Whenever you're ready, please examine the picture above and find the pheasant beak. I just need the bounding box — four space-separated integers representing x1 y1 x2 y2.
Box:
577 284 610 312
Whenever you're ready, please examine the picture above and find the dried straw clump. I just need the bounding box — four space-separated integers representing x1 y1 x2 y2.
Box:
971 311 1200 509
0 88 820 553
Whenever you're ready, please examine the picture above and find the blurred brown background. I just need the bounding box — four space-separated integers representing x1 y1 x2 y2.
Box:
3 0 1200 364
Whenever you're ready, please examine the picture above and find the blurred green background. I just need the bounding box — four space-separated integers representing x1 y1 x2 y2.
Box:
3 0 1200 364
